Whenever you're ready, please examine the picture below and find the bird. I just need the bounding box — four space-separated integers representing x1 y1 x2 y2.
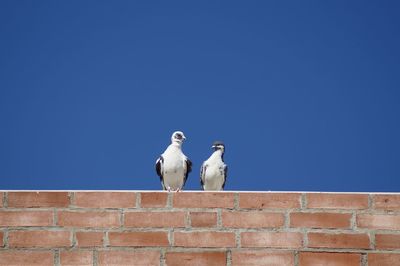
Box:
155 131 192 192
200 141 228 191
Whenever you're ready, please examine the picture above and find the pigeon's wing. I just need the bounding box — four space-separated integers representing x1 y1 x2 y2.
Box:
200 162 207 190
155 156 165 189
183 157 192 187
222 164 228 190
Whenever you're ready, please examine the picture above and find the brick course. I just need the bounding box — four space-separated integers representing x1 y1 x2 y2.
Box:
190 211 217 227
8 230 71 248
75 231 104 247
0 211 53 227
60 251 93 266
231 251 294 266
241 231 303 248
307 193 369 209
8 192 69 208
290 212 352 229
74 192 136 208
299 252 361 266
165 252 226 266
124 211 185 228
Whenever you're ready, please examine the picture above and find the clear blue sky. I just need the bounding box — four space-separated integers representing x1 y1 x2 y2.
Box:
1 1 399 191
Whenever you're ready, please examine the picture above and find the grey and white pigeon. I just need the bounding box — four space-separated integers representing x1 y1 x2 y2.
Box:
155 131 192 192
200 141 228 191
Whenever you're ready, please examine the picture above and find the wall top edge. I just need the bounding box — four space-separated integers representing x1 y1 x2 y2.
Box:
0 190 399 194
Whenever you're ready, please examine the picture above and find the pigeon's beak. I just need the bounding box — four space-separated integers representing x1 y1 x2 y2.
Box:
182 136 186 141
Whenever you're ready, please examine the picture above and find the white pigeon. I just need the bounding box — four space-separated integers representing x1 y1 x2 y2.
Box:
200 141 228 191
155 131 192 192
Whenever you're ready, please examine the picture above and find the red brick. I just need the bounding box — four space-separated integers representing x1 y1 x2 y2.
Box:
368 253 400 266
222 211 284 228
357 214 400 230
307 193 368 209
74 192 136 208
232 251 294 266
9 230 71 248
98 250 160 265
0 232 3 247
190 212 217 227
60 251 93 266
173 192 234 208
239 193 301 209
0 211 53 226
174 231 235 248
124 212 185 227
0 251 53 266
8 192 69 208
307 232 370 249
166 252 226 266
375 234 400 250
140 192 168 208
57 211 120 228
241 232 303 248
290 212 351 229
109 231 169 247
76 231 104 247
299 252 361 266
374 194 400 210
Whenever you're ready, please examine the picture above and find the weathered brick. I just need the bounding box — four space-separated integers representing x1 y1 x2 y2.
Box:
222 211 284 228
0 193 3 207
0 251 53 266
290 212 351 229
307 232 370 249
190 212 217 227
375 234 400 250
9 230 71 248
307 193 368 209
165 252 226 266
74 192 136 208
76 231 104 247
124 212 185 227
0 232 3 247
232 251 294 266
299 252 361 266
109 231 169 247
374 194 400 210
60 251 93 266
140 192 168 208
57 211 120 228
8 192 69 208
173 192 234 208
241 232 303 248
0 211 53 226
98 250 160 265
174 231 235 248
369 253 400 266
357 214 400 230
239 193 301 209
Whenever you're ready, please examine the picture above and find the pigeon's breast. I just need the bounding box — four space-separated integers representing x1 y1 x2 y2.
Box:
162 150 185 173
205 164 224 179
162 151 186 190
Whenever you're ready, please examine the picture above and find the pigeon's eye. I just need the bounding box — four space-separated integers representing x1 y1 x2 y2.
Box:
175 134 182 139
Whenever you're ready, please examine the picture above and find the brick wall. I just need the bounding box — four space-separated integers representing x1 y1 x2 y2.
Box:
0 191 399 265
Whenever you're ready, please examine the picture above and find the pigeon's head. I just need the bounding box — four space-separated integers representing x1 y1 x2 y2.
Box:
171 131 186 144
212 141 225 152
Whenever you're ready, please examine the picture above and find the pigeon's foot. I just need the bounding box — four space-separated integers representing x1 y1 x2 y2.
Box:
167 186 171 192
176 188 181 192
